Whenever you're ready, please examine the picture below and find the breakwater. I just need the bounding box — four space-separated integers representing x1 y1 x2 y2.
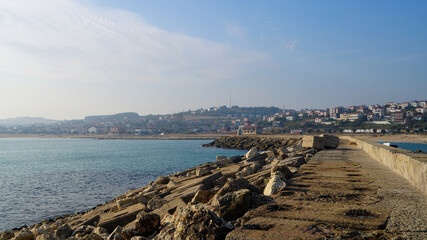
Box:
341 136 427 193
0 136 317 240
202 136 301 151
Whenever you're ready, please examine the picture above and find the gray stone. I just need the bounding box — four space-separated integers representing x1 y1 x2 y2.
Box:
154 176 170 185
195 167 211 177
244 147 258 159
153 204 233 240
320 134 340 148
147 196 167 210
271 164 292 179
14 230 34 240
302 136 324 150
211 189 252 221
54 224 72 240
263 175 286 196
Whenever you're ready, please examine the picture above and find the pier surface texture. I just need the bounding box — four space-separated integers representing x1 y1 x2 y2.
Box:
228 138 426 239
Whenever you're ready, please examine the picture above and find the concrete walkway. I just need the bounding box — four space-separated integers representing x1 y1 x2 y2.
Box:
227 140 426 239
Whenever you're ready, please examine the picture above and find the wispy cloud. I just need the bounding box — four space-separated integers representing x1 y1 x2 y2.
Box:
283 39 299 51
0 0 267 84
225 22 248 41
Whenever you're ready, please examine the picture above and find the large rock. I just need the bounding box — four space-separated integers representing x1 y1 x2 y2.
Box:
54 224 72 240
155 176 170 185
107 226 124 240
244 147 258 159
320 134 340 148
191 189 217 204
263 174 286 196
215 178 258 197
147 196 167 210
211 189 252 221
271 164 292 179
122 212 160 239
302 136 324 150
195 167 212 177
154 204 233 240
14 229 34 240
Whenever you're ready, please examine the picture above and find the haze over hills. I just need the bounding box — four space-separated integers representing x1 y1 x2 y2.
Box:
0 117 58 126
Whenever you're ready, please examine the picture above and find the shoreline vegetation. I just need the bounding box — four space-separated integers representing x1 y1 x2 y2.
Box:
0 133 426 143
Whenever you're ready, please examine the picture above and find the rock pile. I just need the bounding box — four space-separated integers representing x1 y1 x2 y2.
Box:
1 137 320 240
202 136 301 151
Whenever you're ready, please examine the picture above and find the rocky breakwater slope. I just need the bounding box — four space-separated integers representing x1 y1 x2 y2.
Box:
0 136 337 240
201 136 301 151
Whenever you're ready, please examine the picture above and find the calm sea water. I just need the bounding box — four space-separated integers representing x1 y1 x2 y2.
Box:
0 138 246 231
378 141 427 152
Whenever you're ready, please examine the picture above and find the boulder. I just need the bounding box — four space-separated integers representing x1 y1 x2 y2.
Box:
155 176 170 185
107 226 124 240
216 155 228 162
54 224 72 240
244 147 258 159
228 155 243 163
130 237 147 240
153 204 233 240
14 229 34 240
211 189 252 221
166 180 177 190
195 167 211 177
35 234 55 240
245 153 267 164
271 164 292 179
122 212 160 239
263 175 286 196
283 156 306 168
147 196 167 210
71 225 94 237
260 150 275 157
215 178 258 197
320 134 340 148
302 136 324 150
0 230 14 240
191 189 217 204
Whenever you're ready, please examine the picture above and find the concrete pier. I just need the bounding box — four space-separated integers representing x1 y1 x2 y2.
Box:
227 139 427 239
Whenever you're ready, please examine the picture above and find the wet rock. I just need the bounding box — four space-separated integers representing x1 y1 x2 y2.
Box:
14 229 34 240
263 174 286 196
211 189 252 221
147 196 167 210
155 176 170 185
154 204 233 240
54 224 72 240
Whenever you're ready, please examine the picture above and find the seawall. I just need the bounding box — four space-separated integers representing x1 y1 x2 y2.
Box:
340 136 427 193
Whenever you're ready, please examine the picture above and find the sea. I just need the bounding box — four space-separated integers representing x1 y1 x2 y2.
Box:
0 138 246 231
377 141 427 152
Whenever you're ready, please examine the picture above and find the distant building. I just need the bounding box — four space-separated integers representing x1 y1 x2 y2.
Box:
88 127 97 134
290 129 304 134
109 127 126 135
389 112 405 124
339 113 363 121
237 126 261 135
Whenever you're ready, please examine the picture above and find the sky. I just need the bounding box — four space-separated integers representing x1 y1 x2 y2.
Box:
0 0 426 120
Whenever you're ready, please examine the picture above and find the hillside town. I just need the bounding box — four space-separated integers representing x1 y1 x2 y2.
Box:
0 100 426 136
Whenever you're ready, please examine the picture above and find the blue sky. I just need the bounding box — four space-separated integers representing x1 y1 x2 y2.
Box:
0 0 426 119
